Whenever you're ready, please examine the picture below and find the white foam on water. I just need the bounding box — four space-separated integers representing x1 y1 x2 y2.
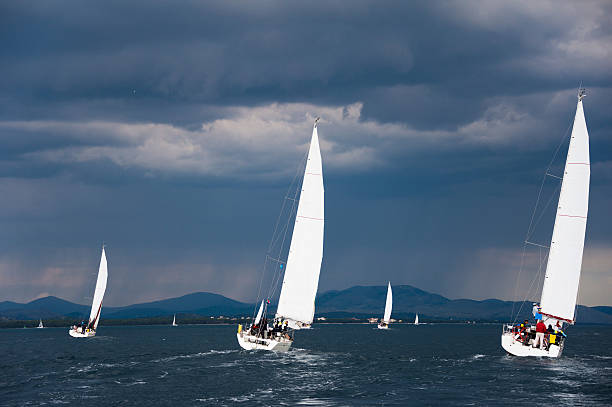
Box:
151 349 238 363
296 397 333 406
125 380 147 386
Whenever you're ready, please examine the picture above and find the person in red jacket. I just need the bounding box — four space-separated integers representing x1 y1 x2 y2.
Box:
533 319 547 350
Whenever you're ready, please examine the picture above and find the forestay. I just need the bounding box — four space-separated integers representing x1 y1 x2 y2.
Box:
276 123 324 328
89 247 108 329
539 98 590 323
383 282 392 323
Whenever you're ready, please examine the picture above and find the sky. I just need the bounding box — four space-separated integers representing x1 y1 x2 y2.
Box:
1 1 611 307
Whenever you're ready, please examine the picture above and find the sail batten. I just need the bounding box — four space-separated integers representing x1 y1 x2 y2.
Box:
275 124 324 327
89 248 108 329
539 99 590 323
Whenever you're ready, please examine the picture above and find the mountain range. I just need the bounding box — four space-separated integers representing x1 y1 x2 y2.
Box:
1 285 611 324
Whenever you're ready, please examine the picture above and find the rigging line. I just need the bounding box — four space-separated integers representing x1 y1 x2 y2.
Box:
511 243 528 320
513 248 550 324
267 151 309 253
525 181 562 243
525 241 550 249
252 151 308 322
266 254 286 264
266 167 302 304
546 172 563 180
515 159 556 312
524 121 573 242
266 186 299 302
251 255 270 322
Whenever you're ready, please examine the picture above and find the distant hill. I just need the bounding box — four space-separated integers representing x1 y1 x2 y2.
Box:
105 292 251 318
1 286 611 324
315 285 612 324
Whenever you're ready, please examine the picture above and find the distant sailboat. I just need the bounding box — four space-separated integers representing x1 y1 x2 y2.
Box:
237 119 325 351
37 319 44 329
501 89 590 358
172 314 178 326
69 246 108 338
378 282 392 329
414 314 419 326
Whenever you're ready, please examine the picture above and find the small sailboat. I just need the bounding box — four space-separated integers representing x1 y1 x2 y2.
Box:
37 319 44 329
501 89 590 358
237 119 325 351
69 246 108 338
172 314 178 326
378 282 392 329
414 314 419 326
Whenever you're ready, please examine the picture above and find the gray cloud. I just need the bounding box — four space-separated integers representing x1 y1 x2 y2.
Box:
0 1 611 306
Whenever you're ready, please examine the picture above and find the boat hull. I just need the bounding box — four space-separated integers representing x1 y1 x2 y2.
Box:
377 323 389 330
236 332 292 352
68 328 96 338
501 331 562 358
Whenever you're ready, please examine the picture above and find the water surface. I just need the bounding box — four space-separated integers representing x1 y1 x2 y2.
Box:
1 324 611 405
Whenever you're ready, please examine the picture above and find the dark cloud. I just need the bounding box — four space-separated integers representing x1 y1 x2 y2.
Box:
0 1 611 306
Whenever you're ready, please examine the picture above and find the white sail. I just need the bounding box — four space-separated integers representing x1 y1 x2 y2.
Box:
172 314 177 326
414 314 419 325
254 300 264 325
89 247 108 330
383 282 392 323
38 319 44 328
276 123 325 328
539 97 590 323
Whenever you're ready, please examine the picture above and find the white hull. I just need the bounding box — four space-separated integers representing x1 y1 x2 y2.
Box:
377 323 389 330
236 332 292 352
68 328 96 338
501 331 562 358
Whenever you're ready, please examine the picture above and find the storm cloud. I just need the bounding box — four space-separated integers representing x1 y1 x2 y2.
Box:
1 1 611 307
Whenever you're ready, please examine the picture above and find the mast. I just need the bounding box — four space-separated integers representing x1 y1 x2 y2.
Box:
539 89 590 324
89 246 108 330
275 119 325 329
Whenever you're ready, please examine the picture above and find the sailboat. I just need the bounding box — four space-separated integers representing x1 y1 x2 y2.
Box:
501 89 590 358
37 319 44 329
172 314 178 326
414 314 419 326
237 119 324 351
378 282 392 329
69 246 108 338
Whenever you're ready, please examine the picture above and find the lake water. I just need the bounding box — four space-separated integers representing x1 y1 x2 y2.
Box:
1 324 611 405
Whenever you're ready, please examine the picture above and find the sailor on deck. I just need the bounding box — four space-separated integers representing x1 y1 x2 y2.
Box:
533 318 547 349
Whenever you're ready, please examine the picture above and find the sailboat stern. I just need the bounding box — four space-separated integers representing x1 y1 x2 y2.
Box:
236 330 292 352
68 327 96 338
500 325 563 358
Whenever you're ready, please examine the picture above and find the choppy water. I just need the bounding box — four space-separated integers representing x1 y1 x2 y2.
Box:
1 324 611 406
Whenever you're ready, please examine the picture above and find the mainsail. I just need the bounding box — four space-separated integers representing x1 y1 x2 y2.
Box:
539 95 590 323
275 122 325 329
89 247 108 329
383 282 392 323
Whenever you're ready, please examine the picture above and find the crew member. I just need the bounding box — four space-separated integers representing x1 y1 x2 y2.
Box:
533 318 547 349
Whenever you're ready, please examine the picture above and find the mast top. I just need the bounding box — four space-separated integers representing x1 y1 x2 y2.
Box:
314 117 320 128
578 87 586 101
